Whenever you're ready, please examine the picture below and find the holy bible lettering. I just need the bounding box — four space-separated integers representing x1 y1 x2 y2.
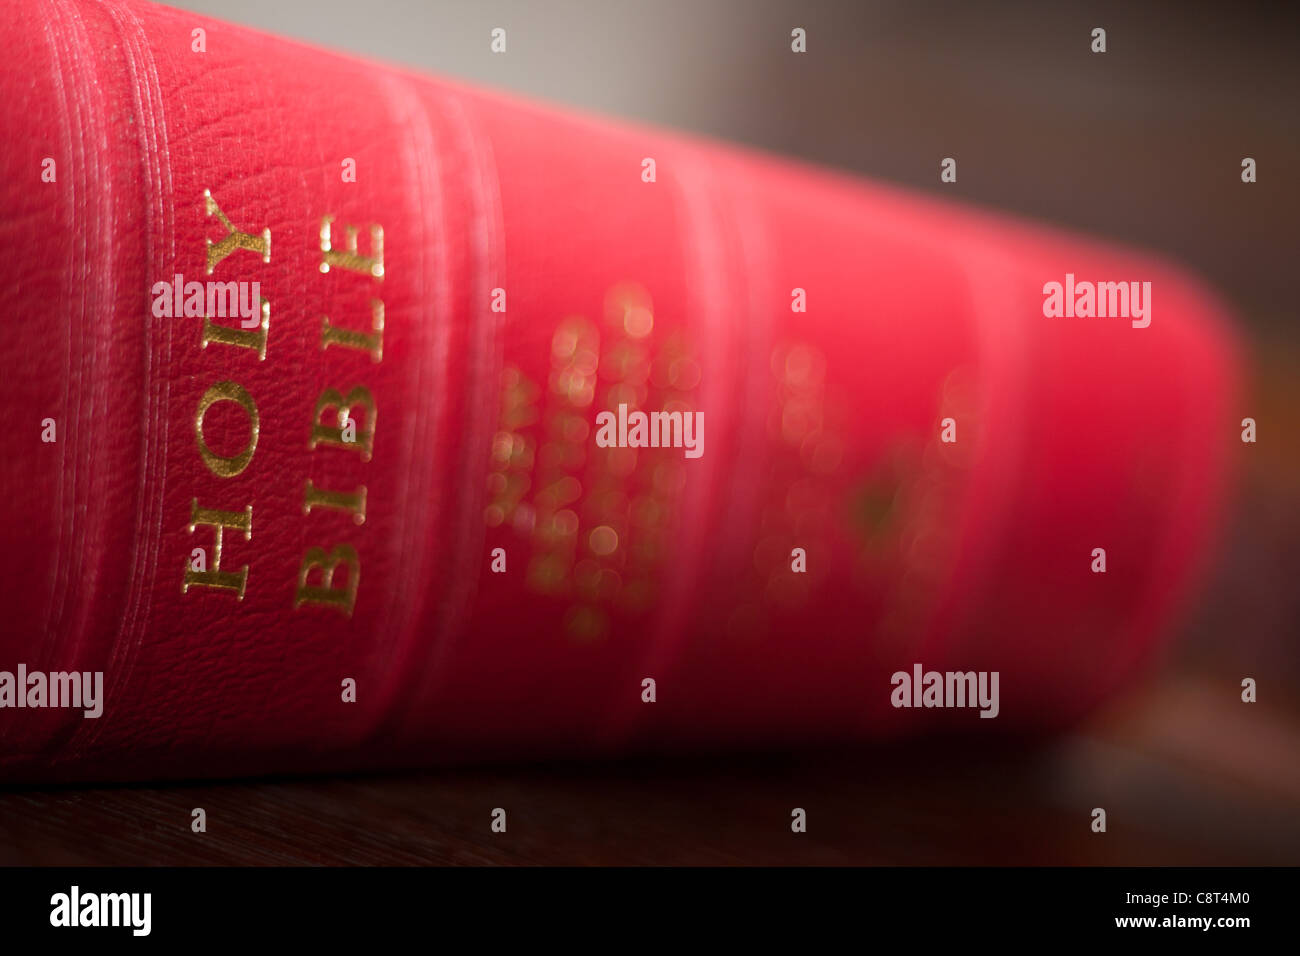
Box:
181 191 383 616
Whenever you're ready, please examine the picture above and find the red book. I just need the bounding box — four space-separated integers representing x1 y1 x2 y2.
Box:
0 0 1240 782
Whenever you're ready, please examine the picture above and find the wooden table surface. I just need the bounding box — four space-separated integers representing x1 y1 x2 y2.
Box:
2 668 1296 866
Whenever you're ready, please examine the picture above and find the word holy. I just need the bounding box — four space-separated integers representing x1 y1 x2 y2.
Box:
151 273 262 327
1042 273 1151 328
50 886 151 936
890 663 999 718
0 665 102 718
594 403 704 459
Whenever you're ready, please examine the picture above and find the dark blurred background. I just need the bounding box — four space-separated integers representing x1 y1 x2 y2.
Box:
2 0 1296 864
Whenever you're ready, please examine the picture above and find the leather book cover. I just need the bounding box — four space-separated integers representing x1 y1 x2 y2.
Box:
0 0 1240 782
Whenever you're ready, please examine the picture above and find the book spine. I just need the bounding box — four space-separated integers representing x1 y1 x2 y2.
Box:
0 0 1239 781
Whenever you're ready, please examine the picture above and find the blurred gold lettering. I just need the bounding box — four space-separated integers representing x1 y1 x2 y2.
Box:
309 385 375 460
195 381 260 478
303 479 367 525
203 298 270 360
321 300 384 362
294 545 360 615
184 500 252 598
205 189 270 273
319 216 383 279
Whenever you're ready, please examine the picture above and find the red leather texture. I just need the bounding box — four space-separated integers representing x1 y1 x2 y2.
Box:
0 0 1240 782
